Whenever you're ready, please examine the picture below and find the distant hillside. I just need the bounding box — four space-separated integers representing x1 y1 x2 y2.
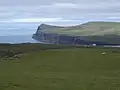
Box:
37 22 120 36
33 22 120 45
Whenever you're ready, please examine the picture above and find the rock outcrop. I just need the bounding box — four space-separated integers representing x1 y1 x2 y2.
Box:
32 22 120 46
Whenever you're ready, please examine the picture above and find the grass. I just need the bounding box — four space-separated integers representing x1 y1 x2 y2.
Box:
0 43 120 90
41 22 120 36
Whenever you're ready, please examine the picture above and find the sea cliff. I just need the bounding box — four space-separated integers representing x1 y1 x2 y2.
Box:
33 22 120 46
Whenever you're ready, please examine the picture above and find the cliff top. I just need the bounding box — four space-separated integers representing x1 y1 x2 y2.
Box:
37 22 120 36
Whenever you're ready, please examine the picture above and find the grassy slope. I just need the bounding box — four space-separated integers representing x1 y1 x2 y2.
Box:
40 22 120 36
0 43 120 90
36 22 120 44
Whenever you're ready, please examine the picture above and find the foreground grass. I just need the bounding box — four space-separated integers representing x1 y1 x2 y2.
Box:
0 44 120 90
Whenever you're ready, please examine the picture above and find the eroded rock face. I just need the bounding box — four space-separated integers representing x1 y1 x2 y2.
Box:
32 23 120 46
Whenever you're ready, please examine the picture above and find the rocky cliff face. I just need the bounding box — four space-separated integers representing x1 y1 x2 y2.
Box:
32 23 120 45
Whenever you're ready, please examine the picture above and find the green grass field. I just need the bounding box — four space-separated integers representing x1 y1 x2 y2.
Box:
0 43 120 90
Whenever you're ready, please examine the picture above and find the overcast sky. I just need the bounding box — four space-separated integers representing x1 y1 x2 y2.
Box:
0 0 120 23
0 0 120 36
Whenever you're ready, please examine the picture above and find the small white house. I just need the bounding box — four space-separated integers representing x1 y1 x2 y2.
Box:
92 44 96 47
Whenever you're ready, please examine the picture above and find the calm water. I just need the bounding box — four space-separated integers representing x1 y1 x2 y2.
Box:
0 35 39 44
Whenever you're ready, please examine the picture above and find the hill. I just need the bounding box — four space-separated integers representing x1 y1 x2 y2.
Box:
37 22 120 36
33 22 120 45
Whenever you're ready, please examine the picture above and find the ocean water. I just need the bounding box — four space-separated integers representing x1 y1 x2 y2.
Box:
0 23 40 43
0 35 39 44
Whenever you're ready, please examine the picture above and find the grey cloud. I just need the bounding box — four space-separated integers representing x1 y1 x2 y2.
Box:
0 0 120 23
0 0 119 6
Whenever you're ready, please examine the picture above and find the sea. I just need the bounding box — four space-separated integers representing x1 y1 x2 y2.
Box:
0 23 40 44
0 35 39 44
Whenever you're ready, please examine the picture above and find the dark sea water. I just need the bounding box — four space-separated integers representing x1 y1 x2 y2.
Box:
0 35 39 44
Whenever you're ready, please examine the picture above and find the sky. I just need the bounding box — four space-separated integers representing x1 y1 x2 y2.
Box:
0 0 120 36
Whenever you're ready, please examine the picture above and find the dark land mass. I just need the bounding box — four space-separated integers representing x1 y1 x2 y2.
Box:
33 22 120 45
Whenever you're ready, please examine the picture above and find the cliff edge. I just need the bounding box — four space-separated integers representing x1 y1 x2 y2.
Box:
33 22 120 45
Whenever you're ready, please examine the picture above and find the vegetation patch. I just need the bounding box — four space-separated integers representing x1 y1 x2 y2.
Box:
0 43 120 90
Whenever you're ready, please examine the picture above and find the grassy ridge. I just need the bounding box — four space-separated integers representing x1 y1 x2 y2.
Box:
0 43 120 90
39 22 120 36
34 22 120 44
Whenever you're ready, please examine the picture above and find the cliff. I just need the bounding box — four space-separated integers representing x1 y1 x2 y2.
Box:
32 22 120 45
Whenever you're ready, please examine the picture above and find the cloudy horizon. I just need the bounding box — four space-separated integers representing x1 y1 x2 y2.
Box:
1 0 120 23
0 0 120 36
